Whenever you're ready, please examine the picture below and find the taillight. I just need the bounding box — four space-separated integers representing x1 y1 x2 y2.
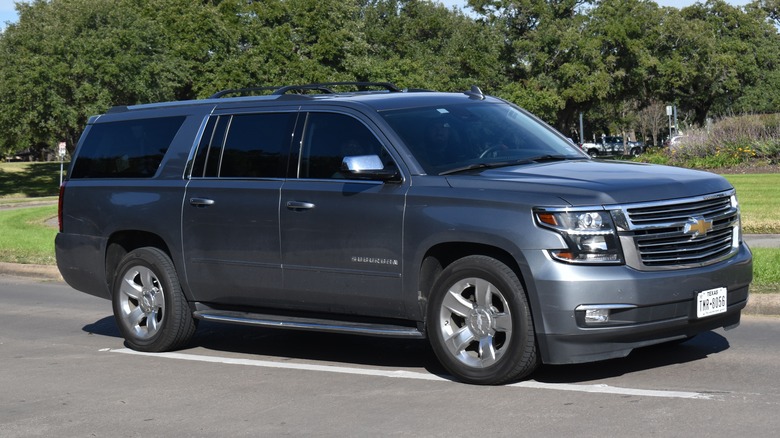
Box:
58 182 66 232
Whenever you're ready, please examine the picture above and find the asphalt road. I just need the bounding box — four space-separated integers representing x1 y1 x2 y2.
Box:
2 276 780 437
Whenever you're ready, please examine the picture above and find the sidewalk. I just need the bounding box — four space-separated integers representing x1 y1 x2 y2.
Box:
743 234 780 248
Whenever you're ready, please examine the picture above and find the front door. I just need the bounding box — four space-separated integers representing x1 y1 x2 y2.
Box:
280 112 407 318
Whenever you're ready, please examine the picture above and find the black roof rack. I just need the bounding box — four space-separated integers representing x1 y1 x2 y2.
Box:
209 82 402 99
209 86 281 99
272 82 402 95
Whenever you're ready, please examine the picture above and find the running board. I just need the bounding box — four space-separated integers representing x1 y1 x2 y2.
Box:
192 309 425 339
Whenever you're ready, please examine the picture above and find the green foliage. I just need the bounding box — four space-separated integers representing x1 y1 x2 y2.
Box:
635 114 780 170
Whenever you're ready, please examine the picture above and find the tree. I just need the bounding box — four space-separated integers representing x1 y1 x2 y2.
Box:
358 0 503 91
0 0 228 155
636 100 668 146
468 0 607 131
654 0 777 125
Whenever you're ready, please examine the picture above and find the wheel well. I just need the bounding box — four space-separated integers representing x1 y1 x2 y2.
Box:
105 231 172 293
418 242 525 303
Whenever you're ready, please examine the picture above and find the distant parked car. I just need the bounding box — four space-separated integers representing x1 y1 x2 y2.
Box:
664 135 687 149
580 136 645 157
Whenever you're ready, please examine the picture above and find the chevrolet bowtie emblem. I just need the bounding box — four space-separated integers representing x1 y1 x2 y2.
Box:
683 217 713 238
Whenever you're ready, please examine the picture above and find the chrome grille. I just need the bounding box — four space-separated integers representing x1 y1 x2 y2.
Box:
618 192 739 270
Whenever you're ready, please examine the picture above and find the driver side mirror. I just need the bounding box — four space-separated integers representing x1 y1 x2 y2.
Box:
341 155 401 182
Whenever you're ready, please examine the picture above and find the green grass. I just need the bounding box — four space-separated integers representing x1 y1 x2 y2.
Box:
0 162 64 198
724 174 780 234
752 248 780 287
0 205 57 265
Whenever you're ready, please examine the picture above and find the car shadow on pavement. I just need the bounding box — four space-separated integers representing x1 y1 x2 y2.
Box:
191 320 448 374
82 317 727 384
82 317 448 376
82 316 122 339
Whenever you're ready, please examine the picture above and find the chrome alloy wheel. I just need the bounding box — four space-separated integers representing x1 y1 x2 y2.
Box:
117 266 166 340
437 277 513 369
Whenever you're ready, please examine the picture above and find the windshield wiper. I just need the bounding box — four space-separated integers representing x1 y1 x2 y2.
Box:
439 155 581 175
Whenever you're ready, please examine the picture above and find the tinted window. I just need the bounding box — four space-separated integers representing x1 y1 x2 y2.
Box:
191 116 228 178
192 113 296 178
381 102 583 175
298 113 385 179
70 116 185 178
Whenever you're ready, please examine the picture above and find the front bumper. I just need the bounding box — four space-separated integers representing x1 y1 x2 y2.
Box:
525 243 752 365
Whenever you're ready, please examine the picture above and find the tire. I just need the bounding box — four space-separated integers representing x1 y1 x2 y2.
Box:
112 247 197 352
587 149 599 158
427 255 538 384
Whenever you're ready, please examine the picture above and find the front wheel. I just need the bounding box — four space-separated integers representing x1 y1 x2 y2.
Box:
112 247 197 352
427 255 538 384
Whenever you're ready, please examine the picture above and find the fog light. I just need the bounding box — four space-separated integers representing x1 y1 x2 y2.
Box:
585 308 610 323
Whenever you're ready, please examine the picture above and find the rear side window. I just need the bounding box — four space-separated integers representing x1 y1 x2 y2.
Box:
191 112 296 178
70 116 185 178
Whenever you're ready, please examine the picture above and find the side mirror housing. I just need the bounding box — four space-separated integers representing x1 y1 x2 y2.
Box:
341 155 401 182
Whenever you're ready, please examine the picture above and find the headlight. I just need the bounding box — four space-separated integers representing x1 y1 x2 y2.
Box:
534 208 624 264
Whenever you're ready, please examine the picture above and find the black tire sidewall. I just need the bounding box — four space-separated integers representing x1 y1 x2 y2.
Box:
111 247 189 352
427 255 537 385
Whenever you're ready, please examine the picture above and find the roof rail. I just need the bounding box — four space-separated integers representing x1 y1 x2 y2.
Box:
209 86 281 99
209 82 404 99
271 82 402 95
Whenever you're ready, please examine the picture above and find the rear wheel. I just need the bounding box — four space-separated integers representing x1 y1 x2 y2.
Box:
427 255 538 384
112 247 196 352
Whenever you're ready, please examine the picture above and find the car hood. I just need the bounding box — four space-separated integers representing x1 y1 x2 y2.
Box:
444 160 733 206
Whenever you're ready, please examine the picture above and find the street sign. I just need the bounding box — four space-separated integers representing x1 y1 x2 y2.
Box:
58 141 66 157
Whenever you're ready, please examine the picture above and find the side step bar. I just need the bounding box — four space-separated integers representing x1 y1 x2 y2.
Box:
193 309 425 339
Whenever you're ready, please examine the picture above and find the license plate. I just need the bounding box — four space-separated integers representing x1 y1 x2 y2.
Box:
697 287 728 318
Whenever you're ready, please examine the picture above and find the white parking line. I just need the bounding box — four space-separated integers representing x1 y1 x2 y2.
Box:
106 348 713 400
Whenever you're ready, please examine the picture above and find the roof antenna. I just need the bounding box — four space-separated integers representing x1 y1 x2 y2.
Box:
465 85 485 100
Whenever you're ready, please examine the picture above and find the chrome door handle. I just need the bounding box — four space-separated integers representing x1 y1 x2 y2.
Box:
189 198 215 207
286 201 315 211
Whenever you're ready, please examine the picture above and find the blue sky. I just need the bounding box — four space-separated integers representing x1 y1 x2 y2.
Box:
0 0 757 32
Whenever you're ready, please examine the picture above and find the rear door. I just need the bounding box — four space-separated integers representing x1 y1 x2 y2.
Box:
181 110 299 307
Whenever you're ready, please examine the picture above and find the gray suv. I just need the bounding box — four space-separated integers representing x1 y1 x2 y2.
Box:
56 82 752 384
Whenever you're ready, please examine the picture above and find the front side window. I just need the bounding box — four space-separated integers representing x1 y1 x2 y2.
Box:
297 113 388 179
71 116 185 178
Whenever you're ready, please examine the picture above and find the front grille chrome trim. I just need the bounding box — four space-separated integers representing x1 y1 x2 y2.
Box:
611 190 740 271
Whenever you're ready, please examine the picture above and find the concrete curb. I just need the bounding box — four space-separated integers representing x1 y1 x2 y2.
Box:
745 294 780 317
0 262 63 281
0 261 776 316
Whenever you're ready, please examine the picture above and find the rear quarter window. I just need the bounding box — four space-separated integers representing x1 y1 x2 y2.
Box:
70 116 186 178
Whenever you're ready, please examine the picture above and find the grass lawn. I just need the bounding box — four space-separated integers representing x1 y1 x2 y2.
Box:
0 204 57 265
724 174 780 234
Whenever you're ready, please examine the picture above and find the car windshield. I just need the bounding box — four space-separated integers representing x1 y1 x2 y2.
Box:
380 102 586 175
